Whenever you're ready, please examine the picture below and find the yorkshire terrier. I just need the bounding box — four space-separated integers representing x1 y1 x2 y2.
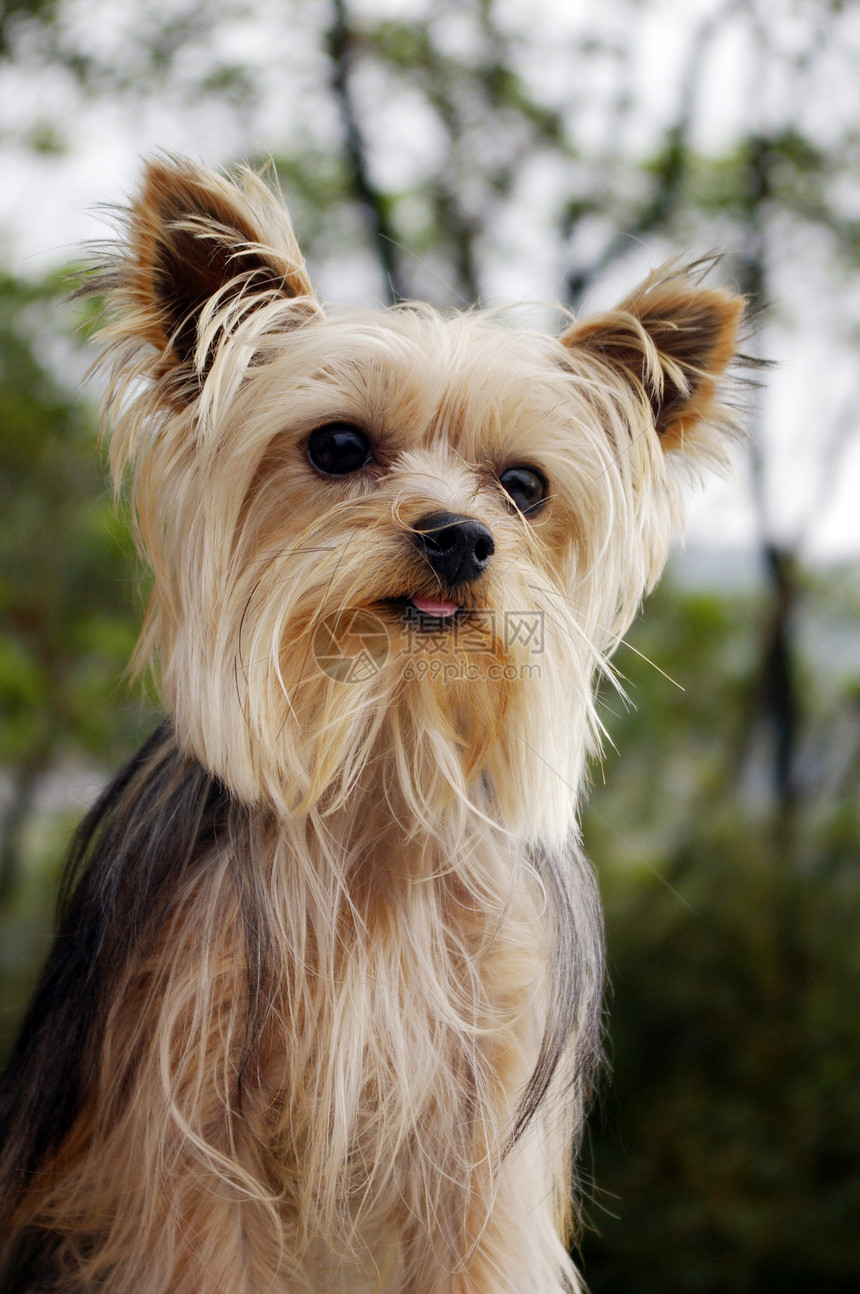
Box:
0 158 744 1292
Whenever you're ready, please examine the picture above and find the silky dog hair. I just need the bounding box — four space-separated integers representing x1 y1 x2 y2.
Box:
0 159 744 1293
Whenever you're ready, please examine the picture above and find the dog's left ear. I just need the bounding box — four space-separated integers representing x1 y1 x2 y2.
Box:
560 264 744 450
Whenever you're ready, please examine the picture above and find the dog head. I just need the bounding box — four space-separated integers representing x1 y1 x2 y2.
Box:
89 157 743 841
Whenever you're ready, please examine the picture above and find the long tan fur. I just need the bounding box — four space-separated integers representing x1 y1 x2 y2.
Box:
0 157 745 1293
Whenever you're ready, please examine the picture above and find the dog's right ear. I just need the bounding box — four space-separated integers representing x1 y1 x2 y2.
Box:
88 156 319 399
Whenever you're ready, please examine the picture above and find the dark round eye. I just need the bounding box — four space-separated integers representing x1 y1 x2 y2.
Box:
499 465 548 514
307 423 372 475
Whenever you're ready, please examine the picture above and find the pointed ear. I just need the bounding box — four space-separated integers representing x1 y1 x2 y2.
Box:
94 156 319 397
560 263 744 449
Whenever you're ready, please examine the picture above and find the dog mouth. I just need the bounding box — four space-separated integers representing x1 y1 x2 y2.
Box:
380 595 465 629
409 596 459 618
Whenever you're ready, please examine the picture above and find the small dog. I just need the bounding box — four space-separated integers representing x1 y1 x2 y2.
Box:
0 158 743 1292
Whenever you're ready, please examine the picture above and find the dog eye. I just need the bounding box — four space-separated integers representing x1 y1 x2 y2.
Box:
307 423 372 475
499 466 548 514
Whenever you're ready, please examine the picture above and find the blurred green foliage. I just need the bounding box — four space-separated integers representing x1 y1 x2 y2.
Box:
579 589 860 1292
0 273 153 1051
585 831 860 1293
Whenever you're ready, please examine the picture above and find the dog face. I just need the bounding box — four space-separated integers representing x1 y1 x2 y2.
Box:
92 159 743 842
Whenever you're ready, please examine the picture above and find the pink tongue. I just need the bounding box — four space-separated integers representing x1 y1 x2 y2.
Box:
411 597 459 617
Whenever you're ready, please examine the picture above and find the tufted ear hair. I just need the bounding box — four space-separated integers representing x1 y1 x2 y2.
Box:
85 156 319 402
560 262 745 450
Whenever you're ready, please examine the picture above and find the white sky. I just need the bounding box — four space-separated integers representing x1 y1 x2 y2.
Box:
1 0 859 565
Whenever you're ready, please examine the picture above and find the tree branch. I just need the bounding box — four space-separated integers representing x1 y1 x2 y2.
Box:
327 0 409 304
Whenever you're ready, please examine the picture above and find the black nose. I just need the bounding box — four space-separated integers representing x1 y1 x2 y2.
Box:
411 511 495 586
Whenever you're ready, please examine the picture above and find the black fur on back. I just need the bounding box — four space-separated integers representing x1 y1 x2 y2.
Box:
510 842 604 1151
0 722 270 1228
